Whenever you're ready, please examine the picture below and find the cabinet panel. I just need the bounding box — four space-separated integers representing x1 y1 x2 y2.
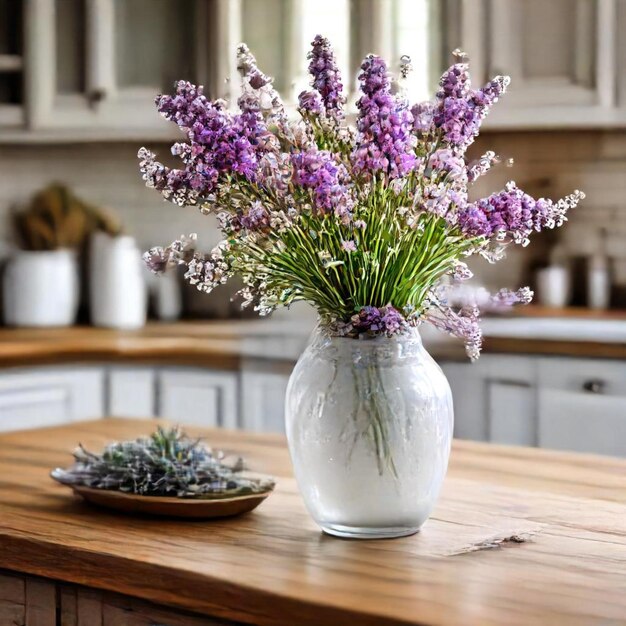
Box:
449 0 623 128
240 360 290 433
108 367 155 418
537 357 626 393
440 361 488 441
23 0 209 132
158 369 238 429
487 380 535 446
538 389 626 456
537 356 626 456
0 367 104 432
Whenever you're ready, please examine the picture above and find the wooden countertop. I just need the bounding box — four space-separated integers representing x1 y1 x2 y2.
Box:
0 319 624 368
1 419 625 625
0 323 253 370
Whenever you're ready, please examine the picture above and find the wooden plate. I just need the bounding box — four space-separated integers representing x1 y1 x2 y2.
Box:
62 484 272 519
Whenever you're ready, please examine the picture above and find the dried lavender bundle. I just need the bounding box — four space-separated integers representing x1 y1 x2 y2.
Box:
52 427 274 498
139 38 584 360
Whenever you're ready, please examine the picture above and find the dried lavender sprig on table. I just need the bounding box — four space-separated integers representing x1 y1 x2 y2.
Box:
52 427 275 498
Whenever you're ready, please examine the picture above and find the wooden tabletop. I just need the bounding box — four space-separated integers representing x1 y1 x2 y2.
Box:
0 419 625 626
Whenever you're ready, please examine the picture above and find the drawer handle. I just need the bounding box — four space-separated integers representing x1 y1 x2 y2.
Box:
582 379 606 394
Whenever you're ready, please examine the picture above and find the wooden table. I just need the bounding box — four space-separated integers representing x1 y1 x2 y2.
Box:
0 419 625 625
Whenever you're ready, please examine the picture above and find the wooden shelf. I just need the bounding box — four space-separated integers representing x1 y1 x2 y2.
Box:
493 305 626 321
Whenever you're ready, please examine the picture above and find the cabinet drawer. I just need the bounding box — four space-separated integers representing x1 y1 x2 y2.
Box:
537 358 626 396
538 389 626 457
0 367 104 432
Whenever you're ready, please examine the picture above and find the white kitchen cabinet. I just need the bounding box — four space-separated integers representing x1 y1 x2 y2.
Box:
0 0 24 127
442 354 536 444
0 366 104 432
107 367 155 418
537 357 626 456
12 0 217 139
447 0 626 129
441 361 488 440
240 358 291 433
157 368 238 429
487 380 535 446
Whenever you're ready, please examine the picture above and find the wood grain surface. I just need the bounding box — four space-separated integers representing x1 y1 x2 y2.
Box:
0 320 624 369
0 419 625 625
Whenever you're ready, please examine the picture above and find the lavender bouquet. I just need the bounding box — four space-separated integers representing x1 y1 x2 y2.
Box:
139 38 583 360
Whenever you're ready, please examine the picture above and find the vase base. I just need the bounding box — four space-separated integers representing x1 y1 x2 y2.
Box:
320 523 421 539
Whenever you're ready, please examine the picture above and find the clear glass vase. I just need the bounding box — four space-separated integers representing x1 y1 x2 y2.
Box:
285 326 453 539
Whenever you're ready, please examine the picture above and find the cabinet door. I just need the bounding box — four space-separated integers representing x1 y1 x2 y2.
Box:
487 380 535 446
440 361 488 441
108 367 155 418
0 367 104 432
441 355 537 446
158 369 238 429
240 359 291 433
23 0 210 132
448 0 622 128
0 0 24 127
537 357 626 456
538 389 626 456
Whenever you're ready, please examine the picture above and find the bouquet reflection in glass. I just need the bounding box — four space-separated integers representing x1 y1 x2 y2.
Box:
137 37 582 537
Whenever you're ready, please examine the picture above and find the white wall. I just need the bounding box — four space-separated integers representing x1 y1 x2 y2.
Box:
1 130 625 296
0 142 220 253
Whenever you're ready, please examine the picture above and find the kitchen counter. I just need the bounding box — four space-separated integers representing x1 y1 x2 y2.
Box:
0 419 625 625
0 317 625 369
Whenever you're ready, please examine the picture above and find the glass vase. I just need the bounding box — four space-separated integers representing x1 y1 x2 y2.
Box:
285 326 453 539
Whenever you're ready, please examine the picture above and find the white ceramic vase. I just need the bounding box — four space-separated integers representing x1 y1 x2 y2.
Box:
3 249 79 327
285 326 453 539
89 232 147 329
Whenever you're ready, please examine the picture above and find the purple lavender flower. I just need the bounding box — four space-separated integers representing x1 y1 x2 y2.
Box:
143 235 197 274
452 261 473 282
184 242 232 294
139 82 262 204
352 55 417 179
458 183 584 245
236 44 292 140
291 149 353 219
437 63 471 99
341 240 357 252
351 305 406 336
298 90 324 116
489 287 534 308
411 101 435 134
428 149 467 181
467 151 499 183
425 304 483 361
240 201 270 231
380 306 405 334
307 35 345 120
433 64 510 153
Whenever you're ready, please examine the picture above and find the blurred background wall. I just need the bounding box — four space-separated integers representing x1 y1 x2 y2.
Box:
2 0 624 303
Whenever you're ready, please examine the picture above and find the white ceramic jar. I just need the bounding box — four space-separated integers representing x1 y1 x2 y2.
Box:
3 249 79 327
89 232 147 329
286 327 453 539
